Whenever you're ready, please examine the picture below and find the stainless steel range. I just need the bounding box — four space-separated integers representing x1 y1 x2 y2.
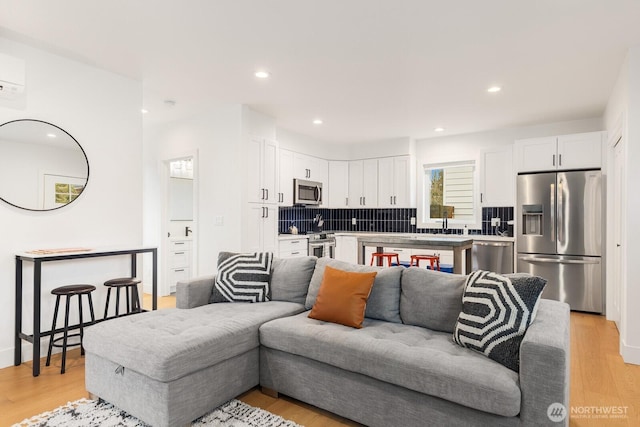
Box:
307 232 335 258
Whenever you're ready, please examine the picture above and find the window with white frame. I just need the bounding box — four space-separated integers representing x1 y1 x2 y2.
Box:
418 160 477 227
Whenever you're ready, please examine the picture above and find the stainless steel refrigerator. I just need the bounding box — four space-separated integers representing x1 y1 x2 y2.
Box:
516 170 603 313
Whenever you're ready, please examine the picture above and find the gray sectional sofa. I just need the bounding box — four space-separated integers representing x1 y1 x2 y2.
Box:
84 256 570 427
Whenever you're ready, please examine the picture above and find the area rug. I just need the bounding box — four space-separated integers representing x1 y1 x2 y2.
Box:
13 398 303 427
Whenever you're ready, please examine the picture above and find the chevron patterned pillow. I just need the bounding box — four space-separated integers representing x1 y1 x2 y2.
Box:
211 252 274 303
452 270 546 372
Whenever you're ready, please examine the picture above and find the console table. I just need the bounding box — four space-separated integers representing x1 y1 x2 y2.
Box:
14 246 158 377
357 235 473 274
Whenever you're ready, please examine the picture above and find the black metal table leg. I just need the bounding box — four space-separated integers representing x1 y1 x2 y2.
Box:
152 248 158 310
33 261 42 377
14 257 22 366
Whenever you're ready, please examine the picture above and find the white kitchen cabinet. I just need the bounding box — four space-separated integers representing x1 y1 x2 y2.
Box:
247 138 278 204
329 161 349 208
515 132 603 173
278 149 294 206
378 156 411 207
348 159 378 207
244 205 277 253
168 240 192 294
278 237 308 258
480 146 514 207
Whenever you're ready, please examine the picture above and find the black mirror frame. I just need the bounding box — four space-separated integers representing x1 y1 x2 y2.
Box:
0 119 90 212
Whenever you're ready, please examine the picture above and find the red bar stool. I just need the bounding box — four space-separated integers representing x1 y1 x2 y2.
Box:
370 252 400 267
410 255 441 271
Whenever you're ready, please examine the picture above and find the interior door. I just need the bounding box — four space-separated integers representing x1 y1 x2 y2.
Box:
611 138 625 326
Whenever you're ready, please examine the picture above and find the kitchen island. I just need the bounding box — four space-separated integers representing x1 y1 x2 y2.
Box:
357 235 473 274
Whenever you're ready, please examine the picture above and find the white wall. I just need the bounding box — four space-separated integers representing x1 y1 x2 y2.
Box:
0 38 142 368
143 105 244 292
604 47 640 364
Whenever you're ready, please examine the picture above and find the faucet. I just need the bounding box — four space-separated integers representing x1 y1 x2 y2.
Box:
185 226 192 237
442 210 448 234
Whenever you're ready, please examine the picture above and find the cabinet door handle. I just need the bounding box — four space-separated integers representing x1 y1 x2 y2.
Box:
393 195 396 205
265 207 269 218
363 196 366 206
291 240 300 244
175 252 184 255
261 207 265 218
345 197 348 206
175 269 185 272
174 242 185 245
559 154 562 166
291 251 300 255
265 188 269 200
261 188 265 200
480 193 483 203
390 196 393 205
552 154 555 166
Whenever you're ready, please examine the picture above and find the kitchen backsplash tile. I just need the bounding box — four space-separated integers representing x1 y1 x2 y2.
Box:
278 206 514 236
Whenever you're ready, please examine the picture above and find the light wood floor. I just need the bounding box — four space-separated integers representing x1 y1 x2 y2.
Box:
2 296 639 426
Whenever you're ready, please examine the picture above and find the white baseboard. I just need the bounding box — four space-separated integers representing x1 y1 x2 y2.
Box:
0 338 62 370
620 339 640 365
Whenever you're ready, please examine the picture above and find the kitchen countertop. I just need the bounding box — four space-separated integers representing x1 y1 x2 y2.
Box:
278 234 310 240
333 232 514 242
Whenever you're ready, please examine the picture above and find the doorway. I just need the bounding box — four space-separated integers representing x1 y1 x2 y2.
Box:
611 136 625 329
163 155 198 295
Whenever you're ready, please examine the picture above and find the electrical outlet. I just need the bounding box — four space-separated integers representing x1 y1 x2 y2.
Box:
410 217 416 225
491 217 501 227
351 217 357 225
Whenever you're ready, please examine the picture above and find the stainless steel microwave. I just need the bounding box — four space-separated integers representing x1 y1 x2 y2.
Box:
293 179 322 205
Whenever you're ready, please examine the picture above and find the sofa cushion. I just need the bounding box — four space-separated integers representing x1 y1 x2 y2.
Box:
308 266 377 328
260 312 521 417
453 270 546 372
305 257 403 323
400 267 466 333
270 256 317 304
211 252 273 303
84 301 304 382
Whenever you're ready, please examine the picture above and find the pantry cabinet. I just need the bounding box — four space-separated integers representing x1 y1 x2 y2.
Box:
247 138 278 204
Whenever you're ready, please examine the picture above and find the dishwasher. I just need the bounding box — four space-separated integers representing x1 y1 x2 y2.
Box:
472 240 514 274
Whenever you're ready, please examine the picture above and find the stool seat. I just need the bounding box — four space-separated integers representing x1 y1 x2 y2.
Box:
370 252 400 267
103 277 142 319
52 284 96 295
47 284 96 374
410 255 441 271
104 277 141 287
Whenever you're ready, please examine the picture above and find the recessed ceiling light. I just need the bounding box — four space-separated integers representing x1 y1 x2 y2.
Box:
313 119 323 125
255 70 270 79
487 86 501 93
46 133 56 138
141 108 149 114
434 127 445 132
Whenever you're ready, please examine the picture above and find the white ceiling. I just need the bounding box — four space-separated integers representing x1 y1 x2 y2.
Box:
1 0 639 143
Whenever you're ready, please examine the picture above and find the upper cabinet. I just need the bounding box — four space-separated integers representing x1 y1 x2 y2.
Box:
479 146 514 207
348 159 377 208
378 156 411 208
292 152 329 207
328 161 349 208
247 138 278 204
514 132 603 173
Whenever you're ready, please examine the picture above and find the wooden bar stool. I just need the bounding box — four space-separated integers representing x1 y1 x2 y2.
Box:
46 284 96 374
103 277 142 319
370 252 400 267
410 255 441 271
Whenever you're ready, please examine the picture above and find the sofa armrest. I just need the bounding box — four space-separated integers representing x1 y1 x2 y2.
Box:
519 299 570 426
176 275 215 309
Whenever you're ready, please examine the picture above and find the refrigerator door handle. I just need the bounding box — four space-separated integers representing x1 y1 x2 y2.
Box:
550 183 555 242
517 256 599 265
557 179 564 246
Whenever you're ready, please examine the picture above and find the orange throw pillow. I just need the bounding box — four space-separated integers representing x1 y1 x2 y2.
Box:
308 266 377 328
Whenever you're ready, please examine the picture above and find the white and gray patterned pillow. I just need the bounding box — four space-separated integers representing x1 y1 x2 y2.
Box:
452 270 546 372
210 252 273 303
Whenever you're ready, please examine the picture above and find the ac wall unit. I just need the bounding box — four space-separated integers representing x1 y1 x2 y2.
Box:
0 52 26 101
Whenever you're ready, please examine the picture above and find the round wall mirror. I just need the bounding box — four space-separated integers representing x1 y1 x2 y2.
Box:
0 119 89 211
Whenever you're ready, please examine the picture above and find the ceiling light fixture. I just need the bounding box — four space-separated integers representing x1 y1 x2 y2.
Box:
434 127 445 132
487 86 501 93
313 119 323 125
255 70 270 79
